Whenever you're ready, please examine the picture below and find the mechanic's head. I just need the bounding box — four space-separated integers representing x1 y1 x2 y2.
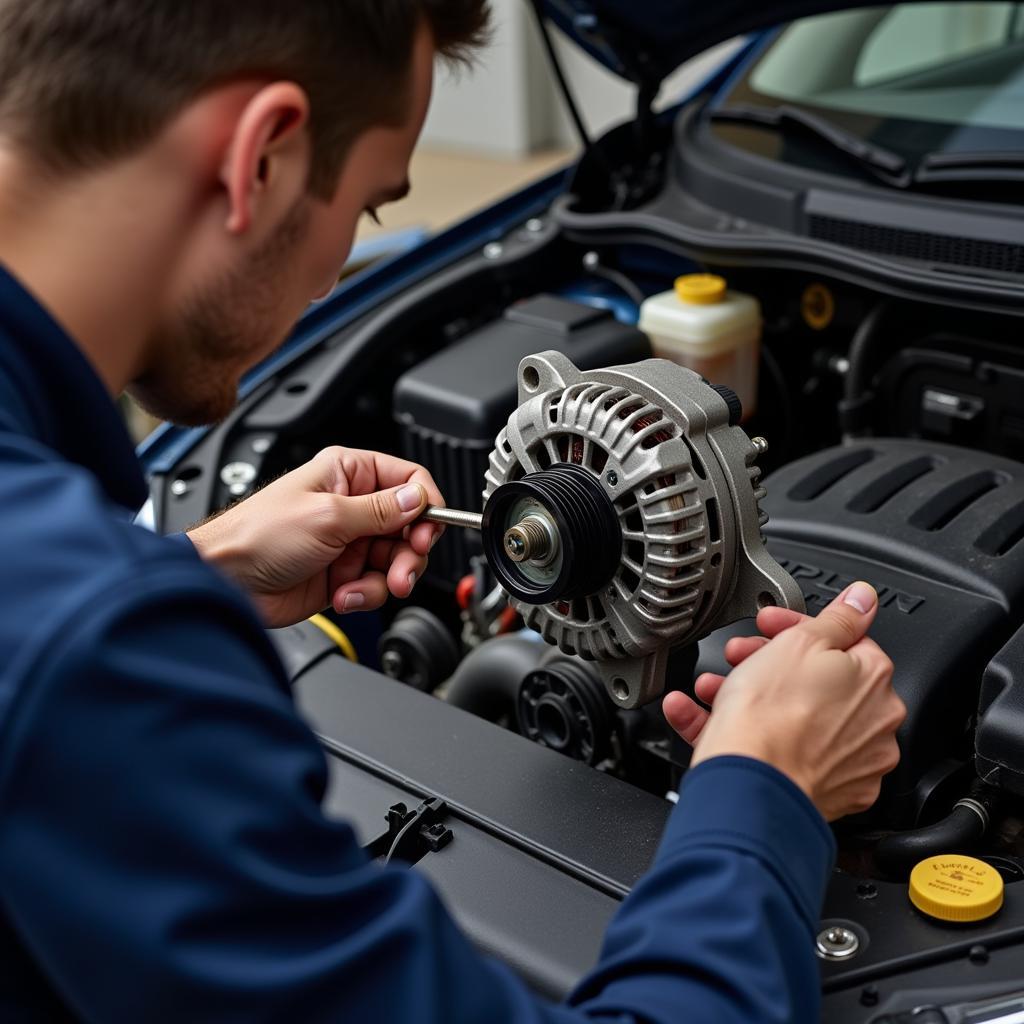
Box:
0 1 490 423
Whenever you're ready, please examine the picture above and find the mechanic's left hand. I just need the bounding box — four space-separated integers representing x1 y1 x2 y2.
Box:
663 605 842 745
187 446 444 628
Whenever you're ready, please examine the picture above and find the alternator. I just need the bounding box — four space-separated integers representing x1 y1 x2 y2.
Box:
481 351 803 710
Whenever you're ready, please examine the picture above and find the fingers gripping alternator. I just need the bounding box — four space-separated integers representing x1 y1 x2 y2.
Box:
481 351 803 710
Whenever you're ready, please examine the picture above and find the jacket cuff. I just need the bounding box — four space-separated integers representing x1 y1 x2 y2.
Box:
166 532 200 558
660 755 836 930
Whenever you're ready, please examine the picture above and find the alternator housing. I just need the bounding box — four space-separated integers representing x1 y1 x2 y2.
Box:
483 351 803 708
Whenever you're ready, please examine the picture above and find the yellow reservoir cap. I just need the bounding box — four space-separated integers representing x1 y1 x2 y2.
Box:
909 855 1004 923
675 274 727 305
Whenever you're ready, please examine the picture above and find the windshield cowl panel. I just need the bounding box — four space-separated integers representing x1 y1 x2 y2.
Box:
712 2 1024 195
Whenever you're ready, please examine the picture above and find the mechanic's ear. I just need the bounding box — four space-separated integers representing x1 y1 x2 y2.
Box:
222 82 311 235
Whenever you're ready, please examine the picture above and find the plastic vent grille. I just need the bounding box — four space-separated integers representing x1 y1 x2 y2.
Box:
402 425 489 584
808 215 1024 276
779 443 1024 559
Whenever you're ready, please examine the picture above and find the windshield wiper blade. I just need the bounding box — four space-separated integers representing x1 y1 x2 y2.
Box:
709 103 910 187
916 150 1024 184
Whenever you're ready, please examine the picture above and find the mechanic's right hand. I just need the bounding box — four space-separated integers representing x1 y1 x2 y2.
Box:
664 583 905 822
187 446 444 628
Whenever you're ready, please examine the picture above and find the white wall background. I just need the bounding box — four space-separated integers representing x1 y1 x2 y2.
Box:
422 0 743 158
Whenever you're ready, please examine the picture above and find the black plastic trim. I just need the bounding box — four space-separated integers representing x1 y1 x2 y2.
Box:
295 660 670 898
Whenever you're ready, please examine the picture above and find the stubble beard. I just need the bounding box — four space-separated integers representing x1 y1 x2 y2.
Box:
128 200 312 427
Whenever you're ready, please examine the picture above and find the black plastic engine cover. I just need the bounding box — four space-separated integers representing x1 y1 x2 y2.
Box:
293 651 1024 1020
697 439 1024 818
976 623 1024 795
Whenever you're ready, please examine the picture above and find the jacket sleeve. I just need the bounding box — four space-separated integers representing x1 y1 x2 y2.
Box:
0 559 833 1024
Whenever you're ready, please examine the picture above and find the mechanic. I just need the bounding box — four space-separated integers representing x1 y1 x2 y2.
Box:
0 2 905 1021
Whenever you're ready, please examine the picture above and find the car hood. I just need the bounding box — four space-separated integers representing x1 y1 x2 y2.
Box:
541 0 985 87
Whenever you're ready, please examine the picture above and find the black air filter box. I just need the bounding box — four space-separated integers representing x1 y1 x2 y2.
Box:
394 295 650 581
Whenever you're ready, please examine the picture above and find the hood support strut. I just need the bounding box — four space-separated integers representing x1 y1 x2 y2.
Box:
529 0 610 177
529 1 666 210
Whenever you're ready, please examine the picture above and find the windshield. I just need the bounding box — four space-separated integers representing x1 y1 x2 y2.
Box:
718 3 1024 168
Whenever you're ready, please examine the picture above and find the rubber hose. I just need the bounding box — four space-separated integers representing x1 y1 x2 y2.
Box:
444 635 547 723
875 785 998 879
839 302 891 439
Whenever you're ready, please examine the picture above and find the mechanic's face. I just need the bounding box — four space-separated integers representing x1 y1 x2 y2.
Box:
130 26 434 426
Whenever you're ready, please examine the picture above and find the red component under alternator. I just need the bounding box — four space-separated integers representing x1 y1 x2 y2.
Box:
456 575 476 610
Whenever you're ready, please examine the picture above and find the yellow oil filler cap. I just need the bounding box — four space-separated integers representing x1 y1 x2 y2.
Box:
909 855 1004 923
675 274 727 305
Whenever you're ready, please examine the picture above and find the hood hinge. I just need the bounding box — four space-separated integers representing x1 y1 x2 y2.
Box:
530 1 665 208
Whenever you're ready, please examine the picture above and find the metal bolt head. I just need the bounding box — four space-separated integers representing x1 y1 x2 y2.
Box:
503 517 553 565
483 242 504 260
170 479 190 498
505 533 527 560
856 881 878 901
525 218 545 233
751 437 769 457
606 470 619 487
251 437 272 455
583 251 600 270
220 461 257 488
380 650 405 678
815 926 860 961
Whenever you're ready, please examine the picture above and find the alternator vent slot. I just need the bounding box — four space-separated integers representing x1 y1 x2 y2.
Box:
789 448 874 501
683 437 707 479
706 497 721 544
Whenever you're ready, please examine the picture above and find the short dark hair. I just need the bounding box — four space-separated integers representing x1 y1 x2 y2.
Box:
0 1 491 196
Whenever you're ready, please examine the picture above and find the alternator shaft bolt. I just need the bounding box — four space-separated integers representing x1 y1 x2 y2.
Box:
505 534 527 559
504 516 553 564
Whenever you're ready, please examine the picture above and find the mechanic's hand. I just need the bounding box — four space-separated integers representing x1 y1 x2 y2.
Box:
187 447 444 628
663 584 905 821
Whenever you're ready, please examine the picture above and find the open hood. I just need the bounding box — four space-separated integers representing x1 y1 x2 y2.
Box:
540 0 984 89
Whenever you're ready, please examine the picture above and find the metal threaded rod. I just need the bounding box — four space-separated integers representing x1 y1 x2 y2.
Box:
504 516 554 564
420 506 483 531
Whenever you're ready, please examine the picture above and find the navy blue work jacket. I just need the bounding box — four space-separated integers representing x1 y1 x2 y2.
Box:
0 264 835 1022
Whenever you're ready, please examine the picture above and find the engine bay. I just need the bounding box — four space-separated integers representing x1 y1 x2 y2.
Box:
150 182 1024 1016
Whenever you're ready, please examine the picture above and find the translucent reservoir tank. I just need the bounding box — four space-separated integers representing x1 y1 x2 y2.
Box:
639 274 761 419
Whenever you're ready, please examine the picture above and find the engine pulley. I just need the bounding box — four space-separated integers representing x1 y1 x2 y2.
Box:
516 657 614 766
481 351 803 709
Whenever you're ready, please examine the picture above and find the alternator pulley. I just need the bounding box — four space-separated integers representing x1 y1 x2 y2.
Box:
482 463 621 604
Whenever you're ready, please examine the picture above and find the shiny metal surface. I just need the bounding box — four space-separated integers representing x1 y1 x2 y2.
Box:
421 506 484 531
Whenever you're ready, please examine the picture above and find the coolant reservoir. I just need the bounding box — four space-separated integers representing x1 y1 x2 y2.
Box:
639 274 761 419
